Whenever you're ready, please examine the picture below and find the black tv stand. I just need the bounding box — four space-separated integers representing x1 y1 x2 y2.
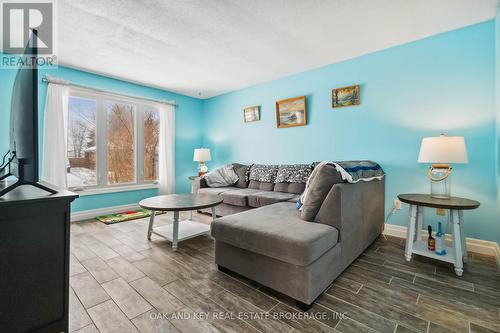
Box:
0 183 78 332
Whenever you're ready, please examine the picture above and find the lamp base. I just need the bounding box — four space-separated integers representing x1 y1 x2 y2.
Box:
429 164 451 199
198 162 208 177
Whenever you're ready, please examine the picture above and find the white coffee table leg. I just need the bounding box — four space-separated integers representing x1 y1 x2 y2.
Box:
211 206 216 221
147 211 155 241
405 205 417 262
189 210 193 221
172 210 179 251
451 209 463 276
458 210 467 263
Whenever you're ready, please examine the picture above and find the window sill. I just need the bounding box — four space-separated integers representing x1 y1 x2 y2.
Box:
70 183 159 196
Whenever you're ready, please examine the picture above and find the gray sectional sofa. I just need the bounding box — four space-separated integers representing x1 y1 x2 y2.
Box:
193 164 307 216
192 163 385 311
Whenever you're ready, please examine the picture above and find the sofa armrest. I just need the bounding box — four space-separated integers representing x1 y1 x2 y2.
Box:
315 179 384 231
191 177 208 193
315 179 385 268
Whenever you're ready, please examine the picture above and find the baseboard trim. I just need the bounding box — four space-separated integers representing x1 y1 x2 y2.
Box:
71 203 140 222
384 224 500 262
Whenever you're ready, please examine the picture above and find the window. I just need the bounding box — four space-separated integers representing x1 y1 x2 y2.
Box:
106 100 136 185
67 97 97 187
66 89 161 190
143 107 160 181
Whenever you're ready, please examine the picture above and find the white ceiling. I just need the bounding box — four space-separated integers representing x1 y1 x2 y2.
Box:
55 0 498 98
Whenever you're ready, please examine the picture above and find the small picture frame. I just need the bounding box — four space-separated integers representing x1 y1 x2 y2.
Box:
332 85 360 108
243 105 260 122
275 96 307 128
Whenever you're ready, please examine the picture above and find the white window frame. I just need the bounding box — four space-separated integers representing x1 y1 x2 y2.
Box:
67 87 160 194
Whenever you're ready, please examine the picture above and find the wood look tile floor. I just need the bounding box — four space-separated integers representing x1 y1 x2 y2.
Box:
70 212 500 333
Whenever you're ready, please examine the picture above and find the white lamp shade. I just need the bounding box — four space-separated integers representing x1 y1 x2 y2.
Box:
418 135 468 164
193 148 211 162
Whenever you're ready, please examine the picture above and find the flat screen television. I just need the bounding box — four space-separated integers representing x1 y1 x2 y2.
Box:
0 30 57 196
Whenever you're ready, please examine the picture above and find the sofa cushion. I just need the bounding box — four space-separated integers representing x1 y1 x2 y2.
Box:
275 164 312 183
232 163 250 188
301 164 344 222
204 164 239 188
198 187 235 195
247 191 297 208
273 182 306 194
248 180 275 191
249 164 279 183
211 202 338 266
221 188 263 207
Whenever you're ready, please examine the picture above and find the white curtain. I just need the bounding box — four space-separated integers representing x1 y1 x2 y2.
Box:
158 102 175 194
42 82 69 188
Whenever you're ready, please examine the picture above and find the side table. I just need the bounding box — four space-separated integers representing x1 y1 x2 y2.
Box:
397 194 480 276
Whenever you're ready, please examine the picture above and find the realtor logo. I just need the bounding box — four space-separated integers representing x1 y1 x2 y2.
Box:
2 1 53 54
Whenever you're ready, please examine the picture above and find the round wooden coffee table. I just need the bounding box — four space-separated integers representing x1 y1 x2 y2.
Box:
139 193 223 251
398 193 480 276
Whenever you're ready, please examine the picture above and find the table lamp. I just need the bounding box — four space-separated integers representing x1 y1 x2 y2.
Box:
193 148 211 176
417 134 468 199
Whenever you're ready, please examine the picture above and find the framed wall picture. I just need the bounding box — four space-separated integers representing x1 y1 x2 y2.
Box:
243 105 260 122
332 85 360 108
275 96 307 128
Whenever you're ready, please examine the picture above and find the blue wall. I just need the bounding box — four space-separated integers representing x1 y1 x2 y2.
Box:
203 21 500 243
0 65 203 212
1 20 499 243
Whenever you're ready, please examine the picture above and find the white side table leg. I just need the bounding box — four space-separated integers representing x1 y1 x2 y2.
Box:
189 210 193 221
405 205 417 262
416 206 424 242
451 209 463 276
172 210 179 251
147 211 155 241
458 210 467 263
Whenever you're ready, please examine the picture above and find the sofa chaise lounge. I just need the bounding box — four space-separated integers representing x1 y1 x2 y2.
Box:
193 163 385 310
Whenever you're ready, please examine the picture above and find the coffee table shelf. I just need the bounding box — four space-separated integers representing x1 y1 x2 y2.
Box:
152 220 210 243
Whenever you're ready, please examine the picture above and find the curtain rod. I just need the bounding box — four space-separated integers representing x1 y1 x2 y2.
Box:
41 75 177 107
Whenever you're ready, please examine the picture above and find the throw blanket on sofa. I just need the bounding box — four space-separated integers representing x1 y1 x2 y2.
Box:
332 161 385 183
204 164 239 187
297 161 384 210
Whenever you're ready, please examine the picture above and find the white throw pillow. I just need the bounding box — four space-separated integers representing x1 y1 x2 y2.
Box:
204 164 239 188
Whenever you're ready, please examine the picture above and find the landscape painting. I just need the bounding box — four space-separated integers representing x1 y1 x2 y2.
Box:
243 105 260 122
332 85 360 108
276 96 307 128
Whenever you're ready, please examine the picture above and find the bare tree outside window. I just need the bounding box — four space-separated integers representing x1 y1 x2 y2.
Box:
144 108 160 181
106 101 135 184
